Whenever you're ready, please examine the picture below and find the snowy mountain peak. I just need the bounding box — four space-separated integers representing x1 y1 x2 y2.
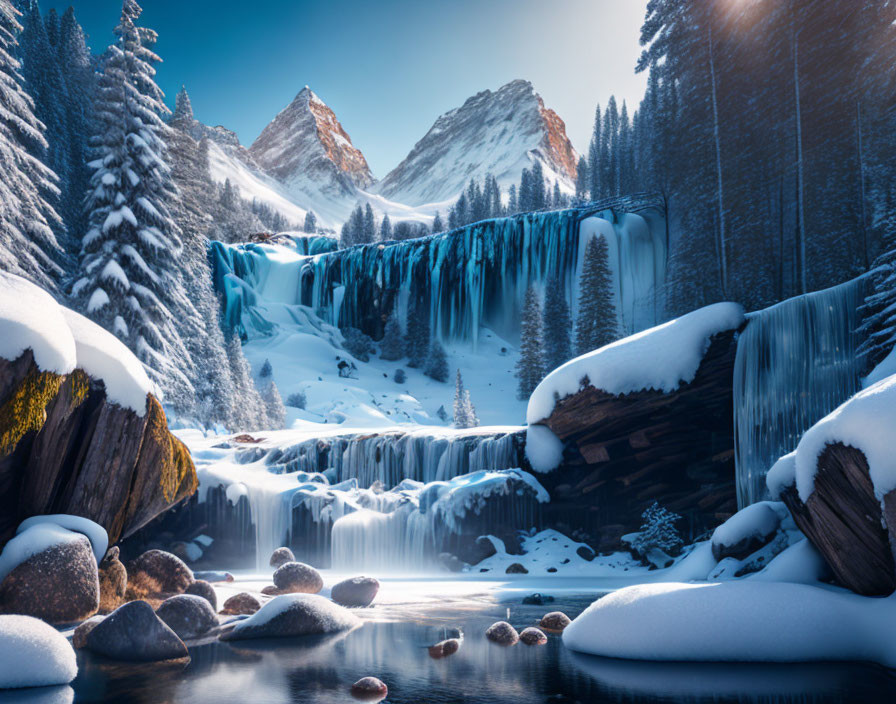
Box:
374 79 579 206
249 86 374 197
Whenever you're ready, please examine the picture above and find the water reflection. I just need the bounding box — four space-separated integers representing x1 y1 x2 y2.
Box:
4 598 892 704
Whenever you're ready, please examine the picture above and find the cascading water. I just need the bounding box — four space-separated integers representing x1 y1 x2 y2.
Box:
210 196 667 346
732 277 868 507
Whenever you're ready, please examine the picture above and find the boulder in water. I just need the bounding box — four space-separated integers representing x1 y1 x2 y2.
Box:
185 580 217 610
272 561 323 594
519 627 548 645
331 576 379 607
0 526 99 624
220 592 261 616
269 547 295 569
219 594 359 641
156 594 219 640
85 600 188 661
428 638 461 659
539 611 571 633
485 621 519 646
350 676 388 701
505 562 528 574
127 550 192 598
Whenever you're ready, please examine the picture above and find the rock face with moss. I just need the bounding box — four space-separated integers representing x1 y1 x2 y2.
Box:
0 349 196 548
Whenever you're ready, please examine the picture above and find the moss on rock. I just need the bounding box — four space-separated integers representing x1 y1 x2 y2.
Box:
0 367 64 456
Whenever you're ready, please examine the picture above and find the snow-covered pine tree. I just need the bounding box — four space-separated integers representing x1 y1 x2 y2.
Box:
860 226 896 367
542 278 572 372
588 103 602 200
632 501 683 556
57 6 95 244
516 284 544 399
452 369 479 428
424 341 449 382
379 310 404 361
223 331 269 431
257 358 286 429
575 235 617 355
73 0 194 408
0 0 64 290
531 160 546 210
507 184 518 215
575 156 589 201
404 295 430 368
431 211 443 234
379 213 392 241
304 210 317 233
17 0 70 247
363 203 375 242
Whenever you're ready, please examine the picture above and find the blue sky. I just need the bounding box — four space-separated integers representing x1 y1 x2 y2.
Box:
62 0 649 177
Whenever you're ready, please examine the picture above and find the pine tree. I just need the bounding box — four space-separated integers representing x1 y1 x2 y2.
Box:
543 279 572 372
431 211 443 234
575 156 589 201
588 103 602 200
379 213 392 241
575 235 617 355
0 0 64 289
74 0 192 405
424 341 449 382
531 160 546 210
224 331 271 431
507 184 518 215
516 285 544 399
405 295 430 368
304 210 317 233
453 369 479 428
379 310 404 360
363 203 376 242
518 168 532 212
632 502 683 556
257 358 286 428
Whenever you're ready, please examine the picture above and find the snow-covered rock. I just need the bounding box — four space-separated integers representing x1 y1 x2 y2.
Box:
219 594 359 641
524 424 564 473
563 581 896 668
15 515 107 564
710 502 783 561
0 615 77 688
374 79 578 206
527 302 745 424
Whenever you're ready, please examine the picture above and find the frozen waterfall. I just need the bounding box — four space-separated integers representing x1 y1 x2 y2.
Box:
210 197 667 346
732 277 868 507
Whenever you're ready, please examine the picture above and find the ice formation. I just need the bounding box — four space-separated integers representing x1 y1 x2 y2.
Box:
211 201 667 349
733 277 868 506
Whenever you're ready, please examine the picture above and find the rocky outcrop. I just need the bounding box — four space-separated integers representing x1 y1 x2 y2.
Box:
0 351 197 549
0 533 99 624
531 330 740 544
776 443 896 596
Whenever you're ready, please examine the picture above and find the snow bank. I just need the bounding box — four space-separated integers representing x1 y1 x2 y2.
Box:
793 373 896 502
0 272 152 414
60 309 153 415
15 515 107 564
748 539 829 585
563 581 896 667
527 302 744 423
0 523 88 584
766 451 796 498
524 424 564 473
0 615 77 688
710 502 781 553
0 272 76 374
226 593 359 637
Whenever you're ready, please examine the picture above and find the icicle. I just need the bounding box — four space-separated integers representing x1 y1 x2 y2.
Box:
733 277 868 507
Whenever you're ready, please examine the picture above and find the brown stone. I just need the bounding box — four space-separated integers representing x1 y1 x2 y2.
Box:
0 352 197 550
519 627 548 645
98 546 127 613
185 580 217 610
220 592 261 616
269 547 295 569
350 676 388 701
272 561 323 594
127 550 193 598
778 443 896 596
485 621 519 646
428 637 461 659
0 534 99 624
331 576 379 607
539 611 571 633
505 563 528 574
